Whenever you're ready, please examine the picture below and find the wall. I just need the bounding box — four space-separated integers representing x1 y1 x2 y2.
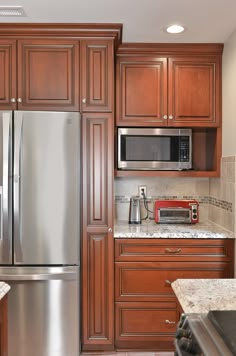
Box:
115 177 209 222
222 28 236 156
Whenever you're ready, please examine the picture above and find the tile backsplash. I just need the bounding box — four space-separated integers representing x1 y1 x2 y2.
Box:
114 156 236 231
209 156 235 232
114 177 210 223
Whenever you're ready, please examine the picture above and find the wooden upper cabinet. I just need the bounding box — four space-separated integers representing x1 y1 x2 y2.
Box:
116 57 167 125
168 56 221 127
81 40 114 112
0 40 17 109
17 39 79 111
116 45 223 127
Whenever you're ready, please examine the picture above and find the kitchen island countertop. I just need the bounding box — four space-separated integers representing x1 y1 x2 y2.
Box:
0 282 10 300
172 279 236 313
114 220 236 239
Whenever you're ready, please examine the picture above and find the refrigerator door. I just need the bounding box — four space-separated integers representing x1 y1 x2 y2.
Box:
0 266 80 356
13 111 80 265
0 111 12 264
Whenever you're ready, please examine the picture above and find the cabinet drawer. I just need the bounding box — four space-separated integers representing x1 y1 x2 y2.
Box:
115 301 176 350
115 262 232 301
115 238 234 262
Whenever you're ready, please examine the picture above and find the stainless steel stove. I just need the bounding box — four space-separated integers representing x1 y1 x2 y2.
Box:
175 311 236 355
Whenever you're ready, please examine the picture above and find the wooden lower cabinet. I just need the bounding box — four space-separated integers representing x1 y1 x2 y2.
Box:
114 238 234 351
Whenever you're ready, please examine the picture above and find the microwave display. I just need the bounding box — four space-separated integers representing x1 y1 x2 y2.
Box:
118 128 192 170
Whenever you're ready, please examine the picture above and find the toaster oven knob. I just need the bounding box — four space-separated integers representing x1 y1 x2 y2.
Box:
193 214 197 219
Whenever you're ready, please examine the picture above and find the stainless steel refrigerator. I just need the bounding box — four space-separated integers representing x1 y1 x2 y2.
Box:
0 111 80 356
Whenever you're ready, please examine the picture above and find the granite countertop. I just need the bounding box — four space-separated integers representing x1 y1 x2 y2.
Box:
0 282 10 300
172 279 236 313
114 220 236 239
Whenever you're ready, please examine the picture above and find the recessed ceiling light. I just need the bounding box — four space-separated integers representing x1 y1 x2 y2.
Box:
0 6 26 17
165 24 186 34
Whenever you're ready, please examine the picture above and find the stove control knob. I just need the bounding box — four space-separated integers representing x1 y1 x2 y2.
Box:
175 327 190 339
179 336 200 354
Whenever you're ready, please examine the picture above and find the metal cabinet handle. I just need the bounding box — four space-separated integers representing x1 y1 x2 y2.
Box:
168 115 174 120
108 228 113 232
165 320 176 324
17 98 22 103
165 248 182 254
11 98 16 103
82 98 86 104
163 115 168 120
165 280 172 285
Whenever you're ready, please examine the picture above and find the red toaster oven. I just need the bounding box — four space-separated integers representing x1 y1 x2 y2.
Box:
154 200 199 224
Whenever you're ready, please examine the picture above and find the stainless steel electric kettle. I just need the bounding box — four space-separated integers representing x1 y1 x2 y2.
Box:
129 196 141 224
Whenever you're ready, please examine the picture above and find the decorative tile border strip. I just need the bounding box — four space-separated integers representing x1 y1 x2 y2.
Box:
115 195 233 212
115 195 208 203
209 196 232 212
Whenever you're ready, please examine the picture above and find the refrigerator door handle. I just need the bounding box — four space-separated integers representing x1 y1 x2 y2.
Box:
0 272 77 281
2 113 12 252
13 113 23 262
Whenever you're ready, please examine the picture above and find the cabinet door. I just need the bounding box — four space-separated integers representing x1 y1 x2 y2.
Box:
81 40 114 112
82 113 114 350
0 40 17 109
168 56 221 127
116 57 167 126
17 39 79 110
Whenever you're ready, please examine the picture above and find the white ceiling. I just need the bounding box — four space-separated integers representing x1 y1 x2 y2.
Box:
0 0 236 43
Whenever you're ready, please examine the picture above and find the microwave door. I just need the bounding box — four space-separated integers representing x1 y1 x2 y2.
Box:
117 128 192 170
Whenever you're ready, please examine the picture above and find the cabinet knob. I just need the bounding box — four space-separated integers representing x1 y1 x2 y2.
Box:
82 98 86 104
17 98 22 103
10 98 16 103
168 115 174 120
163 115 168 120
165 248 181 254
165 279 172 285
108 228 113 232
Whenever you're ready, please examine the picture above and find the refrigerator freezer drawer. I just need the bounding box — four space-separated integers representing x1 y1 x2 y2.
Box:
0 267 80 356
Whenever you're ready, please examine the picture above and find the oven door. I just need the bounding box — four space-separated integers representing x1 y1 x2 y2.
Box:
158 208 191 223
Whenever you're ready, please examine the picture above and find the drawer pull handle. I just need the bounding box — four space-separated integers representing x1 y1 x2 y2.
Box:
165 280 172 285
165 248 182 254
165 319 176 324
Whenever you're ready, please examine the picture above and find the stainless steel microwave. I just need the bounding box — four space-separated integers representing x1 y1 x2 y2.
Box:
117 128 192 170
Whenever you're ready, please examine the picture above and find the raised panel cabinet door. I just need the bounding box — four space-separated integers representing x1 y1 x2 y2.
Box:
82 113 114 350
82 232 114 350
82 113 113 228
81 40 114 112
0 40 17 109
17 39 79 110
168 56 221 127
116 57 168 126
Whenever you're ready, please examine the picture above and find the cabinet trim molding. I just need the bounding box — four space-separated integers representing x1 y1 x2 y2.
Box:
0 23 122 48
117 43 224 55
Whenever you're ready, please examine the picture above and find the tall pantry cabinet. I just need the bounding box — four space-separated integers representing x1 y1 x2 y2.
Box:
0 23 122 352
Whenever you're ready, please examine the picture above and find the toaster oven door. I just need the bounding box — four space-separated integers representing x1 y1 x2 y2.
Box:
158 208 191 223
